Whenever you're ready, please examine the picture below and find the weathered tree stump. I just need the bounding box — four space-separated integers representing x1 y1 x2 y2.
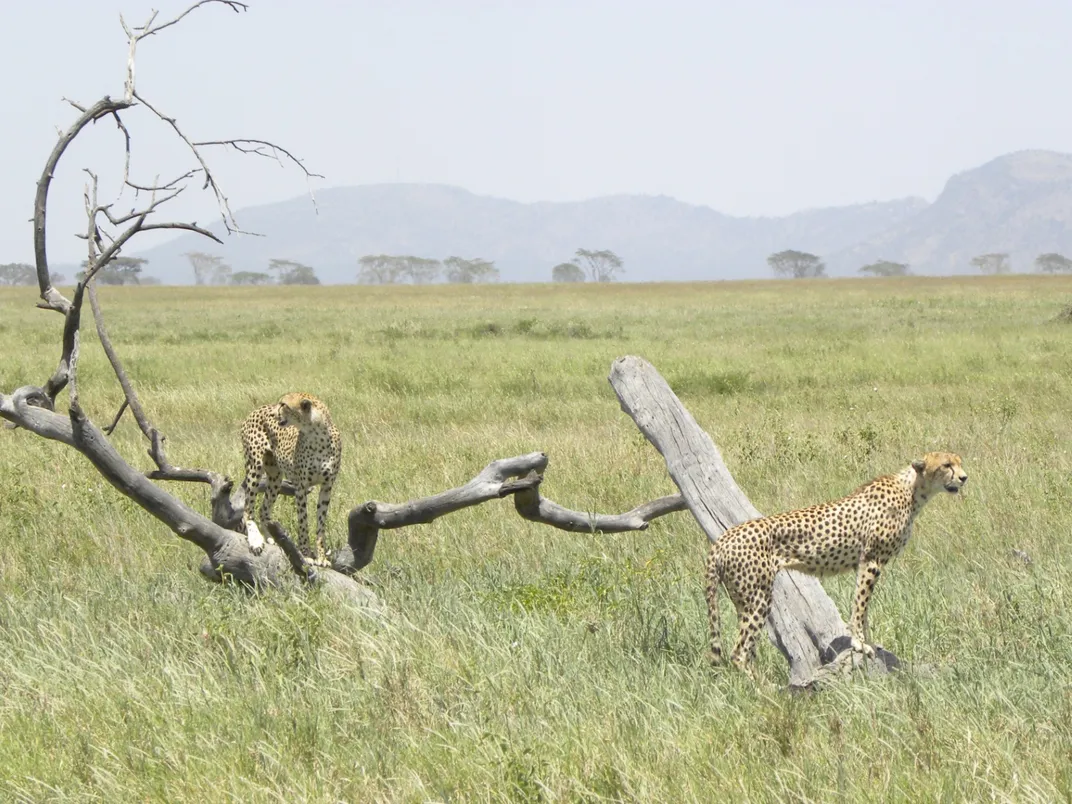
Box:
609 355 899 689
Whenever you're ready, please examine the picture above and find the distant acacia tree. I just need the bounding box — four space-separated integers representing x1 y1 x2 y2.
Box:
1035 252 1072 273
185 251 231 285
0 263 37 286
269 258 320 285
231 271 273 286
768 250 826 278
357 254 402 285
572 248 623 282
444 257 498 284
1 263 66 286
357 254 441 284
552 262 585 283
402 256 441 284
971 253 1010 275
77 256 148 285
859 260 911 277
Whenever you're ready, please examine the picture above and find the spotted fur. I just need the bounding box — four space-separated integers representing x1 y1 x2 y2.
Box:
707 451 968 677
240 392 342 565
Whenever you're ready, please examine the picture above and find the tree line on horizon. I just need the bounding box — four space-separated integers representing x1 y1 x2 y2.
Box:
355 248 626 285
4 248 1072 288
766 249 1072 278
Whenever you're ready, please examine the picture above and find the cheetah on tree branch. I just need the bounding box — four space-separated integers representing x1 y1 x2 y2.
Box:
707 451 968 678
240 393 342 566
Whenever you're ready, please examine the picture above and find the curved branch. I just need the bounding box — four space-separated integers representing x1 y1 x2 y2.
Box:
338 453 684 575
34 97 133 314
514 484 687 532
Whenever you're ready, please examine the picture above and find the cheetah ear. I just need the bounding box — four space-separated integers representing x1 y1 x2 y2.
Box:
300 398 312 413
911 459 926 474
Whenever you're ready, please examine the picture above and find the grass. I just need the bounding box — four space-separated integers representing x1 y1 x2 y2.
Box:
1 275 1072 801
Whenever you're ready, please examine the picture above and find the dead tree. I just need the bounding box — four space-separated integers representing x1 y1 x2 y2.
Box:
609 356 900 689
0 3 691 608
1 3 897 688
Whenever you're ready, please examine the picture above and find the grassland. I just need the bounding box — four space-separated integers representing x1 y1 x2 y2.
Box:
1 275 1072 801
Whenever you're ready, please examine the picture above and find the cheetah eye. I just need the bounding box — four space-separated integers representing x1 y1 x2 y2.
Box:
943 462 952 469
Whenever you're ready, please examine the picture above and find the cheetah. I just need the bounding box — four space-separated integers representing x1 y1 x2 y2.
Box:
240 392 342 565
707 451 968 677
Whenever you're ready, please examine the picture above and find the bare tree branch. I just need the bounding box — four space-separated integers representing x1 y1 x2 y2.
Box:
193 139 325 180
338 453 685 574
33 97 134 314
194 138 323 215
131 90 243 234
102 398 129 435
111 111 133 191
125 1 247 45
140 222 223 241
513 480 687 532
88 282 153 439
127 169 200 193
265 522 318 585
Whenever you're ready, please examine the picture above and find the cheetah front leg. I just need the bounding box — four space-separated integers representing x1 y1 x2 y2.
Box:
313 475 335 567
257 460 283 551
241 462 266 555
849 559 883 658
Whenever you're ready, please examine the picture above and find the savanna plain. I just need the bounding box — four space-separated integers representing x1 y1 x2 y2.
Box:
1 276 1071 802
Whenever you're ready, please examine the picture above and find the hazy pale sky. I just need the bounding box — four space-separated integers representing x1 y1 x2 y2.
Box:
1 0 1069 265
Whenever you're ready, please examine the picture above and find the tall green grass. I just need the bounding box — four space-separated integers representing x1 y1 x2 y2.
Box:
1 276 1071 800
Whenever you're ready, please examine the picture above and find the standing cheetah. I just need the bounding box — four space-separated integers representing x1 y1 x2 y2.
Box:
707 451 968 677
240 392 342 565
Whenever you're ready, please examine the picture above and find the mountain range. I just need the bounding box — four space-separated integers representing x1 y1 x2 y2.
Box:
131 149 1072 284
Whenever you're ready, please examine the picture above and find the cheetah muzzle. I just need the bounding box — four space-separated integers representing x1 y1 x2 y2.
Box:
706 451 968 678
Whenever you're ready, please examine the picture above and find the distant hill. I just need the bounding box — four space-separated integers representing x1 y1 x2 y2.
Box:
133 150 1072 284
827 150 1072 275
133 186 925 284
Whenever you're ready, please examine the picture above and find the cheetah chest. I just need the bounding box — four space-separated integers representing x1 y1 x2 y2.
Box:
271 429 338 486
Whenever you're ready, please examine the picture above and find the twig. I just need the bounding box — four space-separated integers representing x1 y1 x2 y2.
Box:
102 398 129 435
193 139 324 179
194 138 323 215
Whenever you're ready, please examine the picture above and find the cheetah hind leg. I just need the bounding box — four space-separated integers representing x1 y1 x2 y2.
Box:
730 588 773 681
705 551 725 666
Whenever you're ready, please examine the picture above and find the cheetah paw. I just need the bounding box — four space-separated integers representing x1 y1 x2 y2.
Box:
246 521 266 556
849 637 876 659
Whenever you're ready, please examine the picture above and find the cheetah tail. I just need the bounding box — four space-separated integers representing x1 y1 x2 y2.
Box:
706 551 724 666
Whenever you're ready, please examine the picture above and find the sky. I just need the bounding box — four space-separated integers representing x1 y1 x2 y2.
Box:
1 0 1070 266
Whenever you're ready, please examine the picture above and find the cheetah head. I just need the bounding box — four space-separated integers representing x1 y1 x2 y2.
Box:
276 393 321 429
911 451 968 495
